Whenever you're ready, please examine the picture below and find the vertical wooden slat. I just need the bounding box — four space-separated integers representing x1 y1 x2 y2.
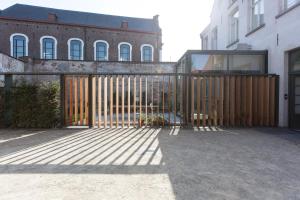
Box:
202 78 206 127
162 76 165 126
241 76 247 126
139 77 142 127
168 76 171 126
186 77 189 125
74 78 78 125
247 76 253 127
157 78 160 124
214 77 218 126
253 76 258 126
208 77 212 126
151 77 154 126
128 76 131 127
224 76 230 127
80 77 83 126
85 77 89 125
133 76 136 127
191 77 194 127
259 77 264 126
122 76 125 128
116 76 119 127
64 77 68 126
98 77 101 128
235 76 241 126
145 77 148 126
229 76 236 126
110 76 113 128
265 77 270 126
69 78 73 126
269 77 276 126
219 77 224 126
92 77 96 127
162 76 165 127
197 77 201 127
174 76 177 126
104 76 107 128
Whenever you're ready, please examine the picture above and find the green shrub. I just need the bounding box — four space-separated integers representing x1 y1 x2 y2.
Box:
11 81 60 128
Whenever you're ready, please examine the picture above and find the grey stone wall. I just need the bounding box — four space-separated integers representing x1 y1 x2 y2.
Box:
0 53 25 86
26 59 176 73
0 53 24 72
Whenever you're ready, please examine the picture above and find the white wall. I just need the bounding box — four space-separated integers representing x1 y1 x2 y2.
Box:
201 0 300 127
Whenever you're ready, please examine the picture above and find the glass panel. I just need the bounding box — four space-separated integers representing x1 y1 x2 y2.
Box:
13 35 26 58
295 86 300 95
143 46 152 62
295 77 300 86
229 9 239 44
290 50 300 72
42 38 55 59
191 54 227 72
120 44 130 61
295 105 300 114
228 54 265 72
70 40 82 60
96 42 107 61
295 96 300 104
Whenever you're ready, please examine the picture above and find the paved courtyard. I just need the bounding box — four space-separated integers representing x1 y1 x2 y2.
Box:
0 127 300 200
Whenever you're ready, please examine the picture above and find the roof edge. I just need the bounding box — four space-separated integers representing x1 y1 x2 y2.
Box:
0 16 161 35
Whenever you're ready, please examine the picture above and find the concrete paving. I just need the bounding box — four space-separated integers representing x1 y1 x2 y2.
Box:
0 127 300 200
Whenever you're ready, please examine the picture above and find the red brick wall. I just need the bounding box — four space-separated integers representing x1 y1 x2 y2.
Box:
0 19 162 62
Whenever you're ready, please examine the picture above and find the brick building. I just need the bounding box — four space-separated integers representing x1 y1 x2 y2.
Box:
0 4 162 62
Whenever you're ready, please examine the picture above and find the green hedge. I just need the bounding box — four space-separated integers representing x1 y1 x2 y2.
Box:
11 81 60 128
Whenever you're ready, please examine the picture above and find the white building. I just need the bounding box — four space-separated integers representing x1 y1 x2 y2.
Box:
201 0 300 128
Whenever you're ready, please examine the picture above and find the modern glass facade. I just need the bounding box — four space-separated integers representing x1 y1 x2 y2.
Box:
177 50 267 74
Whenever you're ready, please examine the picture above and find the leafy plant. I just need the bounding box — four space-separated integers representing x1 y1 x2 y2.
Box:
11 81 60 128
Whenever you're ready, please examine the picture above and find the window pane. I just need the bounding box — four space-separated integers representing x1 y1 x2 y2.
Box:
143 46 152 62
228 54 265 72
120 44 130 61
191 54 227 71
229 9 239 44
70 40 82 60
13 35 26 58
251 0 264 30
286 0 299 9
290 50 300 72
96 42 107 61
42 38 55 59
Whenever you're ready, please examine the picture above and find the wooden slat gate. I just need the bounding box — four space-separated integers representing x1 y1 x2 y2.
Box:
63 74 278 128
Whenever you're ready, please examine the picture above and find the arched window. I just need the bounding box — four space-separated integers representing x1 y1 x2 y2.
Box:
141 44 154 62
94 40 109 61
118 42 132 61
10 33 29 58
68 38 84 60
40 36 57 59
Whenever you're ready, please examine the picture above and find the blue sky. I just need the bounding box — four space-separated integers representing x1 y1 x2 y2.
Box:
0 0 213 61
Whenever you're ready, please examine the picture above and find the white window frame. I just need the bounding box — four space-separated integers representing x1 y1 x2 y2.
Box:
118 42 132 61
10 33 29 57
283 0 300 10
249 0 264 31
211 28 218 50
67 38 84 60
228 8 239 44
140 44 154 62
93 40 109 61
40 36 57 59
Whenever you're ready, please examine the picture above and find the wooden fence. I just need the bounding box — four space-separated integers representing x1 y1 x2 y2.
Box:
64 74 278 128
